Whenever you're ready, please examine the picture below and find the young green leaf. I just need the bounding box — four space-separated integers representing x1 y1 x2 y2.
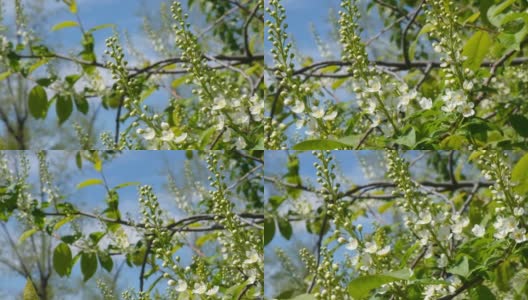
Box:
277 217 293 240
462 31 492 71
98 251 113 272
76 178 103 189
292 139 351 150
347 269 411 298
81 252 97 281
51 20 79 31
23 278 39 300
264 217 275 246
28 85 48 119
512 153 528 194
53 242 72 277
56 95 73 125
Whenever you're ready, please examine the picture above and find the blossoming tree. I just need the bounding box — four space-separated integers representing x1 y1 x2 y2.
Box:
265 150 528 299
0 150 263 299
0 0 263 150
265 0 528 149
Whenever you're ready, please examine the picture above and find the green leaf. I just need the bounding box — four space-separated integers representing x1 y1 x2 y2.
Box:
54 215 77 231
292 139 351 150
0 70 11 81
113 182 140 190
263 217 275 246
448 256 469 278
75 151 82 169
76 178 103 189
74 95 89 114
269 195 286 210
23 278 39 300
498 12 528 52
512 153 528 194
18 228 38 244
81 252 97 281
65 74 81 86
470 285 495 300
331 78 347 90
93 153 102 172
195 233 215 247
53 243 72 277
67 0 77 13
462 31 492 71
487 0 516 27
88 23 115 33
277 217 292 240
395 127 416 148
464 12 481 24
511 115 528 138
98 251 113 272
51 20 79 31
409 23 435 59
89 231 105 244
171 76 189 88
348 269 411 298
28 85 48 119
56 95 73 125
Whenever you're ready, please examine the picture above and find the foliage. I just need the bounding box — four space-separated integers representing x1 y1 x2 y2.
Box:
265 0 528 149
0 150 263 299
0 0 263 150
265 150 528 299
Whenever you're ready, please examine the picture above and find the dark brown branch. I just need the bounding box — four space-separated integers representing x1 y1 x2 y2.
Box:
287 56 528 77
436 277 483 300
264 175 492 198
243 1 261 58
401 0 425 66
235 150 264 164
355 127 375 149
139 239 153 292
307 211 329 294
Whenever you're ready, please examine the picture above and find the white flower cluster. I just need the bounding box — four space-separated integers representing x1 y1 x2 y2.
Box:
136 122 187 147
167 279 219 296
440 88 475 117
478 151 527 243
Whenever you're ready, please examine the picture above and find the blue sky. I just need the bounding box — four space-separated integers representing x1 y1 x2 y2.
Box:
0 150 206 298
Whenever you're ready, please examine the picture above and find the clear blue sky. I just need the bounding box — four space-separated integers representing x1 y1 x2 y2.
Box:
0 150 200 298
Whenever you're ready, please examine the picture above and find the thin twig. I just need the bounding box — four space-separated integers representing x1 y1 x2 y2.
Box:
243 1 261 58
307 211 329 293
402 0 425 66
139 239 153 292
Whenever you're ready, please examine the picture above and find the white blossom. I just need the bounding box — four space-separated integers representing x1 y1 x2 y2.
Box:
311 106 325 119
364 241 378 254
174 132 187 143
345 238 358 251
235 137 247 149
419 97 432 110
161 129 175 141
471 224 485 237
206 286 219 296
175 280 188 292
291 101 305 114
244 250 261 265
323 110 338 121
138 128 155 140
212 96 227 110
376 245 391 256
193 282 207 294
